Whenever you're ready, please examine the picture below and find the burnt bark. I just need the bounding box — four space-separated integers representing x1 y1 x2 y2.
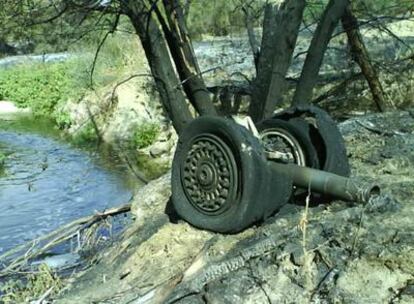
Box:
162 0 217 116
249 0 306 122
292 0 349 107
122 1 193 133
241 5 260 71
341 5 391 112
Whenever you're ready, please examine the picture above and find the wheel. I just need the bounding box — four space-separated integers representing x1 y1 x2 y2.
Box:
273 105 350 177
256 118 320 168
257 105 350 203
171 116 293 233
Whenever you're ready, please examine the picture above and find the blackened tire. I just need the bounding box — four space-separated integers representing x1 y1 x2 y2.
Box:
171 116 292 233
273 105 350 177
256 118 320 168
271 105 350 203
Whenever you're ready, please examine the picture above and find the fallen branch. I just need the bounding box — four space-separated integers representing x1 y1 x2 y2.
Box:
0 203 131 274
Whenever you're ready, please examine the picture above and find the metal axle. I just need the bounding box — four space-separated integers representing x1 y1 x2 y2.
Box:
269 161 380 204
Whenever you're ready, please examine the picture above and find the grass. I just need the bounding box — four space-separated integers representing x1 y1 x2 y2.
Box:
72 121 100 144
0 29 145 131
0 264 63 303
0 151 5 166
132 122 160 149
0 152 5 176
135 154 170 180
0 62 74 119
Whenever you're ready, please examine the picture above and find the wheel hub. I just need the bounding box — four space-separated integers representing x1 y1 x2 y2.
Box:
181 134 238 214
260 128 306 166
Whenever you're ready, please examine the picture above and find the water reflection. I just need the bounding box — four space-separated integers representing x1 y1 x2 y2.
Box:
0 114 138 253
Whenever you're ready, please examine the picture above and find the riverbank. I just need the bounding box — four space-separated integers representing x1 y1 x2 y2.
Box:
0 101 31 115
0 113 142 255
38 110 412 303
0 17 413 303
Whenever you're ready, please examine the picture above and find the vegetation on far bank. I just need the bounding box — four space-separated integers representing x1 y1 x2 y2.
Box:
0 151 5 171
0 28 146 130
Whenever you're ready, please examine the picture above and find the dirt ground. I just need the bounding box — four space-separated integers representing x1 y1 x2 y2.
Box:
56 110 414 304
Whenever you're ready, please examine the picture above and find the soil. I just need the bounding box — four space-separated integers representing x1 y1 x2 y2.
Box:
56 110 414 304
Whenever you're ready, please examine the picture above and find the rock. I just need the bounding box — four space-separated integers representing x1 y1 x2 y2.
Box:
149 141 170 157
62 76 169 144
0 101 31 114
32 253 80 270
130 172 171 219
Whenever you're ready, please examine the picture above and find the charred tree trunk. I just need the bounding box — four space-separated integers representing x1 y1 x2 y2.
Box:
162 0 217 116
249 0 305 122
122 1 193 133
341 5 391 112
292 0 349 107
241 5 260 71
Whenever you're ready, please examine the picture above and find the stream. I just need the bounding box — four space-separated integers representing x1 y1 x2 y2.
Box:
0 113 141 254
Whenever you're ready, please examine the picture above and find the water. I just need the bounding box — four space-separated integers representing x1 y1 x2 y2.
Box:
0 114 140 254
0 52 73 69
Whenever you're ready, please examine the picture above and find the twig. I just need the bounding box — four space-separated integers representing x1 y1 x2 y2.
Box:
355 120 397 136
300 189 311 253
110 74 153 102
350 206 365 258
89 13 121 87
0 204 131 274
117 150 149 185
32 286 54 304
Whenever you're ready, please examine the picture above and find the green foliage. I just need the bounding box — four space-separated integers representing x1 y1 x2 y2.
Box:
0 62 72 116
54 110 72 129
73 122 100 144
303 0 413 24
187 0 264 37
0 264 63 303
68 28 144 89
0 151 5 168
353 0 414 16
135 154 169 180
132 122 160 149
0 26 142 130
303 1 328 23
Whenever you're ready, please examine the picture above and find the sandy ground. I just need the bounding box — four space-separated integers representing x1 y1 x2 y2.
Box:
56 110 414 304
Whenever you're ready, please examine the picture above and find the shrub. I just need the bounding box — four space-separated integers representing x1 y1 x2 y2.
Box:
73 122 100 144
0 264 62 303
0 63 71 115
132 122 160 149
0 151 5 168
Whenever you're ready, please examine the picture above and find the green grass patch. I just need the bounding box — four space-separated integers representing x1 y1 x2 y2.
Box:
0 152 6 165
135 154 169 180
0 61 83 128
132 122 160 149
72 122 100 144
0 151 6 174
0 264 63 303
0 29 145 131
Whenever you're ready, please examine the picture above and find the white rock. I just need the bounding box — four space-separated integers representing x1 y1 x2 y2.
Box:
0 101 31 114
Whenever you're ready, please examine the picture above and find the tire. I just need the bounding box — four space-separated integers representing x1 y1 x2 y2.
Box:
256 118 320 169
260 106 350 204
171 116 292 233
273 105 350 177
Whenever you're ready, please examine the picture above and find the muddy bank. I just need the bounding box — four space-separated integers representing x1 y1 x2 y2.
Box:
55 110 414 304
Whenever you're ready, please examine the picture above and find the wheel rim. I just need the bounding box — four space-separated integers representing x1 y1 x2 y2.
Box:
260 128 306 166
180 133 239 215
